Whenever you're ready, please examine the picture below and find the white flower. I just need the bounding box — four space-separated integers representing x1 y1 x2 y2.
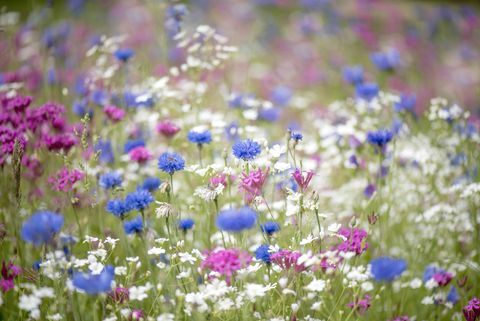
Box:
244 283 275 302
35 287 55 298
129 283 152 301
178 252 197 264
114 266 127 276
421 296 434 305
19 294 41 311
216 298 234 311
304 279 326 292
148 247 166 255
409 278 422 289
47 314 62 320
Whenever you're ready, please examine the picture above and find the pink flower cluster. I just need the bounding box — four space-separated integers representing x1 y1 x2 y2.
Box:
156 120 180 138
48 167 85 192
104 105 126 122
201 249 251 284
433 271 453 287
270 249 306 273
129 146 152 164
292 168 314 191
210 174 229 188
463 297 480 321
334 227 369 255
347 294 371 314
239 167 269 202
0 261 21 293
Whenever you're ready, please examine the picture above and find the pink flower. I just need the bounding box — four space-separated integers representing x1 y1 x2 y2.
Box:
239 167 269 202
109 287 129 303
129 146 152 164
104 105 126 122
334 227 369 256
433 271 453 287
270 250 306 273
156 120 180 138
210 174 228 188
463 297 480 321
201 249 251 284
48 167 84 192
292 168 314 191
0 261 21 293
347 294 371 314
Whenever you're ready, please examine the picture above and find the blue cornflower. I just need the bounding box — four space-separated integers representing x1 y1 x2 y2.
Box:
290 132 303 142
364 183 376 198
216 207 257 232
178 218 195 232
187 129 212 145
124 139 145 153
356 83 379 102
99 172 122 190
255 244 272 263
72 265 115 294
370 257 407 282
446 286 459 304
72 100 93 119
95 139 114 164
91 89 107 106
140 177 161 192
158 152 185 175
124 216 144 234
21 211 64 246
125 189 153 212
106 199 130 219
366 129 393 148
270 85 292 107
371 49 400 71
114 48 134 62
232 139 261 161
261 221 281 235
259 107 281 122
228 93 254 109
394 94 416 113
342 65 364 85
225 122 240 141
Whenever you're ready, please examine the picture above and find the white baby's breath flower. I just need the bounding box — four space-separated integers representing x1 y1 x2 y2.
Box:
304 279 326 292
114 266 127 276
129 283 153 301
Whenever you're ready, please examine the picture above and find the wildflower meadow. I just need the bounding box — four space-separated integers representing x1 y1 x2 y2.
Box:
0 1 479 321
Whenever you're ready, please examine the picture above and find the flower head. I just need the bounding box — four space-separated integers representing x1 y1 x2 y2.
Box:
239 167 269 202
343 65 364 85
125 189 154 212
347 294 371 314
21 211 64 246
99 172 122 190
366 129 393 149
290 132 303 142
187 129 212 145
261 221 281 235
255 244 272 264
232 139 261 161
370 257 407 282
104 105 126 122
201 249 251 283
463 297 480 321
292 168 314 191
356 83 379 102
139 177 161 192
371 49 400 71
129 146 152 164
156 120 181 138
216 207 257 232
124 216 144 234
48 167 84 192
158 152 185 175
72 265 115 294
270 250 305 272
0 261 21 293
106 199 131 219
178 218 195 232
334 227 368 255
114 48 134 62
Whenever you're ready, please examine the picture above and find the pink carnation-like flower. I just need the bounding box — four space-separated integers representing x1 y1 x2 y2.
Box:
239 167 269 203
201 249 251 284
463 297 480 321
210 174 229 188
129 146 152 164
334 227 369 255
0 261 21 293
109 287 129 303
48 167 84 192
270 249 306 273
433 271 453 287
292 168 314 191
104 105 126 122
156 120 180 138
347 294 371 314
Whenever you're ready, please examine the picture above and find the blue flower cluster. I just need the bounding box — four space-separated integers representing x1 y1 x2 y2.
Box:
232 139 261 161
106 199 130 219
371 49 400 71
290 132 303 142
124 216 143 234
125 189 154 211
187 129 212 145
140 177 161 192
370 256 407 282
216 207 257 232
178 218 195 231
158 152 185 175
343 65 364 85
261 221 281 235
255 244 272 263
114 48 134 62
124 139 145 153
21 211 64 246
99 172 122 190
356 82 379 102
366 129 393 148
72 265 115 294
